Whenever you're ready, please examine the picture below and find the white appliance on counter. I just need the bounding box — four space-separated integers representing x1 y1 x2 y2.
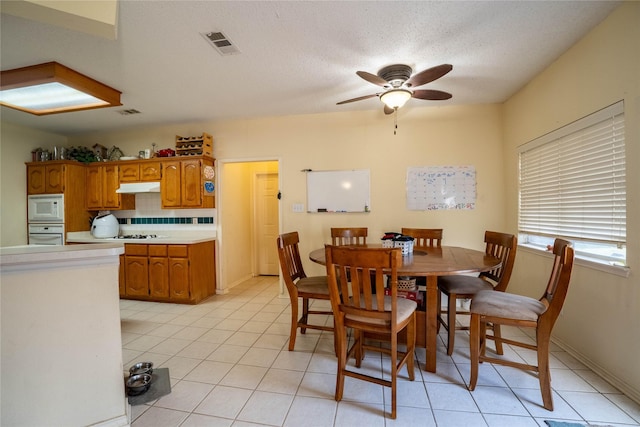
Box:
91 213 119 238
27 194 65 245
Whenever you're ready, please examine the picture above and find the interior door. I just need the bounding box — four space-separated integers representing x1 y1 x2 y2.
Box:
255 172 279 275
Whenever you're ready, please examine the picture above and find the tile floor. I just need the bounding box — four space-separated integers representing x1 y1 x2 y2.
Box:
121 276 640 427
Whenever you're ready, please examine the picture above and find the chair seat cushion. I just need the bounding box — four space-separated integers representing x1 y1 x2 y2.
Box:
470 290 547 321
438 274 493 295
296 276 329 295
346 296 417 326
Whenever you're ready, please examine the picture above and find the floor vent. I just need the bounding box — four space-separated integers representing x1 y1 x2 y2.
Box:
202 31 240 56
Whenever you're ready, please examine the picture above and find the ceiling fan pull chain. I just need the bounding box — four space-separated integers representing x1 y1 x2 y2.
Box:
394 108 398 135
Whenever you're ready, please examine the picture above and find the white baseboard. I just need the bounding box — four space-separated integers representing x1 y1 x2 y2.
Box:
90 413 130 427
552 336 640 405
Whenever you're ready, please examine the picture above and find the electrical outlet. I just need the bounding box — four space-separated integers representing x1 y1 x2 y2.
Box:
292 203 305 213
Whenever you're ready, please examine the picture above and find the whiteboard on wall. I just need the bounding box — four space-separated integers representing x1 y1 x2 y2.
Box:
306 169 370 213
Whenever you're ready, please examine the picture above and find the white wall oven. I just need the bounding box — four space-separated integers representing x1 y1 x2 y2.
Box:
27 194 65 245
28 224 64 245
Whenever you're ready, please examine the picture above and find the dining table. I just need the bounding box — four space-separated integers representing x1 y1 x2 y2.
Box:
309 244 502 373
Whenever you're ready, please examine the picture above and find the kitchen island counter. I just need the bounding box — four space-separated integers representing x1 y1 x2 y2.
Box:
1 243 128 426
0 242 124 271
67 230 216 244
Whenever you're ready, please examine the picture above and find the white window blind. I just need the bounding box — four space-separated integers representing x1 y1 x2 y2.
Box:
518 101 625 245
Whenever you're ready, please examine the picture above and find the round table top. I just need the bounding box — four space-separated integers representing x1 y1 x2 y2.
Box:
309 244 501 277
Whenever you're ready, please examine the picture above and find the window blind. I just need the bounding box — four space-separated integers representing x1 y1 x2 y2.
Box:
518 101 626 245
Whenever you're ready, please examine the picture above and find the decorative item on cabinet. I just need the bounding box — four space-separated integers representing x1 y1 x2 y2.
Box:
175 132 213 157
92 144 108 161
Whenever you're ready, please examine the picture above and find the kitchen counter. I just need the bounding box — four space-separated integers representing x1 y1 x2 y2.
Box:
1 243 128 426
67 230 216 244
0 242 124 272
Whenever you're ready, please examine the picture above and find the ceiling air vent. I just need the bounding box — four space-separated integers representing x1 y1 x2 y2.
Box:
202 31 240 56
118 109 141 116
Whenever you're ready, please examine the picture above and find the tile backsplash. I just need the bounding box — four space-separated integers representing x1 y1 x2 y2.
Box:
111 193 215 231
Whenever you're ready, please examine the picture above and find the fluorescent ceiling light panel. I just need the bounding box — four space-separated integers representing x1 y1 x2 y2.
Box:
0 62 121 115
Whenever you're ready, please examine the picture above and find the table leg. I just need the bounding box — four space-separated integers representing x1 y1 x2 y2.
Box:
424 275 438 372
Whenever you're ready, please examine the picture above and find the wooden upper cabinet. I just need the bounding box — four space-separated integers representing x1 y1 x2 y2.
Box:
87 164 135 210
86 165 103 209
141 162 162 181
181 160 202 207
45 164 65 193
103 164 123 208
27 164 65 194
160 157 214 209
27 165 46 194
120 161 162 182
119 163 139 182
161 161 182 207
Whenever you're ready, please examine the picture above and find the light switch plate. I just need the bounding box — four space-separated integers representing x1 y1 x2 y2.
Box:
292 203 304 213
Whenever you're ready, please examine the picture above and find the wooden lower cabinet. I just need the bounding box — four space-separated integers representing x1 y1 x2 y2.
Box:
149 245 169 299
121 241 215 304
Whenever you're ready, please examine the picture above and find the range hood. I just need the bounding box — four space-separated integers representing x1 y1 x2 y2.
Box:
115 182 161 194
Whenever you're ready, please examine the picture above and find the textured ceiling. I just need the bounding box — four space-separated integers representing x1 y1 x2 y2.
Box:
0 1 621 136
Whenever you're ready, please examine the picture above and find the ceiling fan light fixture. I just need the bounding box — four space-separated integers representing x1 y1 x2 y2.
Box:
0 62 121 115
380 89 412 109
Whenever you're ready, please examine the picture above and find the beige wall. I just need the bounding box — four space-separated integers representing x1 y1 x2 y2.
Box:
503 2 639 401
219 161 253 287
65 104 505 283
214 104 506 279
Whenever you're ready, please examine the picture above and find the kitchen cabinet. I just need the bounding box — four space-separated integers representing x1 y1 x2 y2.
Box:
124 244 149 297
168 245 190 301
27 162 71 194
86 164 135 210
121 241 215 304
161 157 215 209
149 245 169 298
119 161 162 182
26 161 90 234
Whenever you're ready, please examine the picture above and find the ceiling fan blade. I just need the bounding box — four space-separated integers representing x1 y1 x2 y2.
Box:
356 71 389 87
412 89 452 101
406 64 453 88
336 93 379 105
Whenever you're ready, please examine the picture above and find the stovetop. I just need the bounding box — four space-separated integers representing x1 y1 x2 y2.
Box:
115 234 159 239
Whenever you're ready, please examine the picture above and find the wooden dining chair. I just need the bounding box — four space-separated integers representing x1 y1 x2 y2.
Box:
399 228 443 289
277 232 334 351
401 228 443 248
469 238 574 411
330 227 368 245
437 231 517 355
325 244 416 419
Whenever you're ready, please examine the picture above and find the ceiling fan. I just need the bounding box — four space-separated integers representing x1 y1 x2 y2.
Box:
337 63 453 114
